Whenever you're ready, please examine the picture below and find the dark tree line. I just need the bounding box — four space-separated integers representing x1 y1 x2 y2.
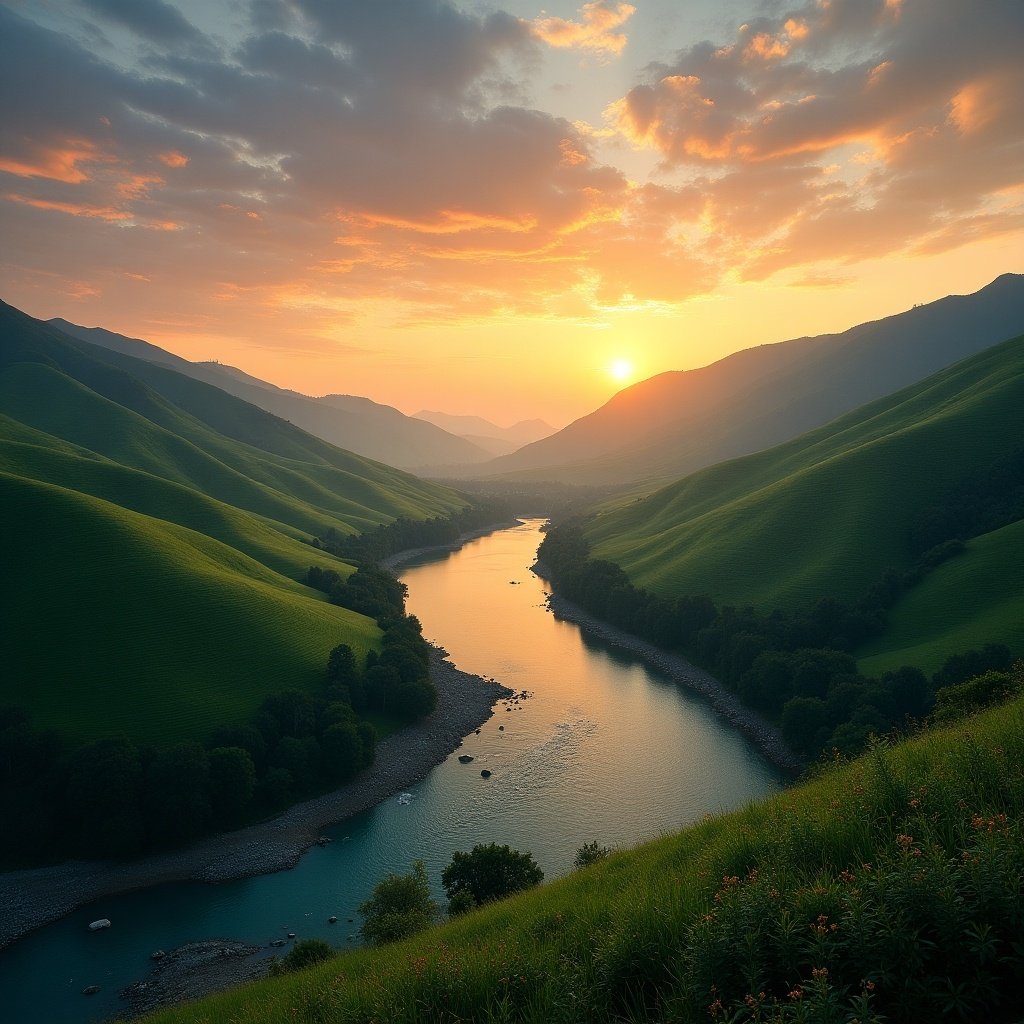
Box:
0 562 441 866
910 444 1024 555
538 523 1015 760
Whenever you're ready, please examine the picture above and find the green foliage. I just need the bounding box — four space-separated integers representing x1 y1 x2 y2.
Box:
64 736 144 859
207 746 257 823
441 843 544 907
269 939 336 975
574 841 612 869
447 889 476 917
932 664 1023 724
142 742 211 847
320 722 363 783
140 695 1024 1024
358 861 439 946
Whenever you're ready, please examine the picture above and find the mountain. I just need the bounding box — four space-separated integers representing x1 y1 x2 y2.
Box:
413 409 556 447
584 334 1024 665
477 273 1024 486
0 299 466 746
48 319 492 470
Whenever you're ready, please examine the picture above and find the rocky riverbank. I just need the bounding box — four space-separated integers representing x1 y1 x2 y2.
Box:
0 647 511 951
535 563 805 776
119 939 269 1018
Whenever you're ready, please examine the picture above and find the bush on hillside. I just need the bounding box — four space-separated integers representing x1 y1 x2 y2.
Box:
359 861 438 946
441 843 543 907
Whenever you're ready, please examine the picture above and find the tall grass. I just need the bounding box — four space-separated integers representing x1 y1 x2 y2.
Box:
138 697 1024 1024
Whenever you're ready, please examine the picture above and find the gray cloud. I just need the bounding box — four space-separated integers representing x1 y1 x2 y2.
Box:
78 0 206 46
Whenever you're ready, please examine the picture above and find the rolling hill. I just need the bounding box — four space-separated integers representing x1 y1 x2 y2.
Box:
48 318 492 470
857 518 1024 678
478 273 1024 486
0 299 468 745
584 334 1024 646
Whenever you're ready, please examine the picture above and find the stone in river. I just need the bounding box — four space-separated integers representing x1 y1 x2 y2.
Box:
480 769 492 778
458 754 474 763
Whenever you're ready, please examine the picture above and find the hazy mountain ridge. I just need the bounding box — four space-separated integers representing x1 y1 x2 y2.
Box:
47 319 493 470
413 409 556 446
0 298 467 746
477 273 1024 486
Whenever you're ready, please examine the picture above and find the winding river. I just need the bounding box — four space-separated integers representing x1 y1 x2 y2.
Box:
1 519 782 1024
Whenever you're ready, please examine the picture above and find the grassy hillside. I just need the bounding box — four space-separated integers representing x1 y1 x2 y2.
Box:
137 693 1024 1024
0 299 468 747
586 335 1024 615
0 471 380 746
858 518 1024 678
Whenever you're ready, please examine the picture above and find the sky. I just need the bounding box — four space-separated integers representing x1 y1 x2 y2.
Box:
1 0 1022 426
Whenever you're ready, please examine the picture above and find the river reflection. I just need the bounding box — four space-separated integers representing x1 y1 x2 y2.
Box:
1 519 781 1024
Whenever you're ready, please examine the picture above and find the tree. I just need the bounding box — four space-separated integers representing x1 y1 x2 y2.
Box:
441 843 543 907
143 741 211 846
781 696 829 756
208 746 256 823
320 722 363 784
65 735 145 858
358 860 438 945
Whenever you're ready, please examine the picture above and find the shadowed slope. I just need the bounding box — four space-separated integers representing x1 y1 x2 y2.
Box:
586 335 1024 613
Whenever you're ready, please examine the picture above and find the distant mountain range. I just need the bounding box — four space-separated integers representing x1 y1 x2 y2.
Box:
412 410 556 457
472 273 1024 487
47 319 502 471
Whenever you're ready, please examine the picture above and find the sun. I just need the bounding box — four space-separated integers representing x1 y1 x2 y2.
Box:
609 357 634 383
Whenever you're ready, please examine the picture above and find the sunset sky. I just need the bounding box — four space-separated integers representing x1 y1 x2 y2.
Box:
1 0 1022 425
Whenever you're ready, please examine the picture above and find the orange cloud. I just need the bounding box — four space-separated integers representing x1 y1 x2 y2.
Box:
354 210 539 235
531 1 636 59
3 192 132 221
158 151 189 168
0 140 109 183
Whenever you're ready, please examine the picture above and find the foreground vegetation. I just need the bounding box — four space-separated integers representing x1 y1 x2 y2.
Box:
137 691 1024 1024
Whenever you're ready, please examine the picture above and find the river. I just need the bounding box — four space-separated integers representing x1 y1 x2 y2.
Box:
0 519 781 1023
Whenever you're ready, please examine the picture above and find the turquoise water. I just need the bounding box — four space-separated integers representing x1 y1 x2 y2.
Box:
0 519 782 1023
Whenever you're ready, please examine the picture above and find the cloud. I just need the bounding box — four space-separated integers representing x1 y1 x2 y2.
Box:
532 1 636 59
78 0 206 46
606 0 1024 277
0 0 1020 347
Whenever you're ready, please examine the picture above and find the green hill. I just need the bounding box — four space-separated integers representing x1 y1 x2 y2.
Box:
586 335 1024 618
858 518 1024 678
0 299 468 746
137 692 1024 1024
0 472 380 746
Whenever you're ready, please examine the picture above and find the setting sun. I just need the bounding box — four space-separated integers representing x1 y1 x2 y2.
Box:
609 358 634 383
